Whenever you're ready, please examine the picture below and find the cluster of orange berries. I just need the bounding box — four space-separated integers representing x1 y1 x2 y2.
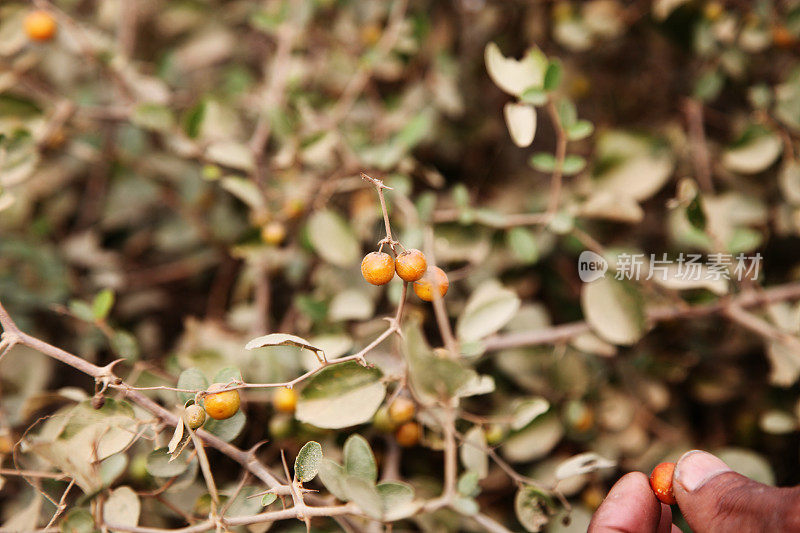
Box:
184 384 299 429
372 397 421 446
360 248 449 302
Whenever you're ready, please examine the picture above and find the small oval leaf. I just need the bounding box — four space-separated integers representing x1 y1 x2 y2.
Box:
295 441 323 482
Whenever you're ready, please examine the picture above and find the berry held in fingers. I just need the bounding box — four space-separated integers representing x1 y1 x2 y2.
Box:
649 462 677 505
413 266 449 302
203 383 241 420
395 249 427 282
361 251 395 285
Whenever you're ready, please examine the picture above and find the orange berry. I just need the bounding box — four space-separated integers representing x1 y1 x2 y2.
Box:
773 25 796 48
395 249 427 282
361 251 395 285
388 397 415 424
24 10 57 42
262 221 286 245
273 386 298 413
185 404 206 429
395 421 421 447
649 462 677 505
203 383 241 420
412 266 449 302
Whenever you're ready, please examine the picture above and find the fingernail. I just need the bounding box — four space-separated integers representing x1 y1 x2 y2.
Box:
675 450 732 492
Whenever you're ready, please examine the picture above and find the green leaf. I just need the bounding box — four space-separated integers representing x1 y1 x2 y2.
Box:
295 441 323 482
452 496 480 516
506 228 539 264
686 193 707 231
344 434 377 483
511 397 550 430
103 486 140 531
204 409 246 442
456 281 521 342
722 132 783 174
100 453 128 487
566 120 594 141
245 333 324 358
296 362 386 429
403 322 475 401
530 152 556 172
378 481 420 520
176 368 208 405
111 330 139 360
68 300 95 323
484 42 547 97
376 481 414 508
146 447 191 478
543 60 562 91
554 452 615 480
502 414 563 463
183 101 206 138
261 493 277 506
342 476 383 520
212 367 242 385
521 87 548 106
132 103 175 132
460 426 488 479
59 508 95 533
318 459 349 500
207 141 254 171
307 209 360 267
581 276 646 346
504 102 537 147
225 486 267 517
694 69 724 102
556 98 577 128
515 485 554 532
457 471 480 497
92 289 114 321
562 154 586 176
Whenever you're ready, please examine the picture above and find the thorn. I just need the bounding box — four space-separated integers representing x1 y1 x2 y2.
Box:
247 440 269 458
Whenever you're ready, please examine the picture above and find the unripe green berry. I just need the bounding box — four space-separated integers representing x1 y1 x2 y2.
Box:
185 404 206 429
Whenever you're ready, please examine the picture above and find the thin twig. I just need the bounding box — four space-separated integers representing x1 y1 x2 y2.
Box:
483 282 800 351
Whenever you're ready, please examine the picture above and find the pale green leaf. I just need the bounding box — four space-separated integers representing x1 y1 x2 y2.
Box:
295 441 323 482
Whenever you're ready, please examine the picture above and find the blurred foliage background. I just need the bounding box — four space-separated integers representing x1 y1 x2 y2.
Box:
1 0 800 531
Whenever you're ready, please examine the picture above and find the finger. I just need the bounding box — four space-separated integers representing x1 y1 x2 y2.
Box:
589 472 662 533
656 503 672 533
673 450 800 533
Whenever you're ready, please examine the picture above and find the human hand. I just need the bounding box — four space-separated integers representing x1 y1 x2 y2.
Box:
588 450 800 532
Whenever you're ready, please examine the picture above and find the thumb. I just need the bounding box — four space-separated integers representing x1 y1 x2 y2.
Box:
673 450 800 533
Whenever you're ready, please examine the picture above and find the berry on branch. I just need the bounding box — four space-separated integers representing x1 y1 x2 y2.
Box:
203 383 241 420
273 386 298 413
388 397 415 424
413 266 449 302
395 249 427 282
361 251 395 285
395 421 421 447
185 404 206 429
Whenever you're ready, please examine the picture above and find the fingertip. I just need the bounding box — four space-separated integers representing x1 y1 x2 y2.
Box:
589 472 662 532
674 450 731 494
657 503 673 533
